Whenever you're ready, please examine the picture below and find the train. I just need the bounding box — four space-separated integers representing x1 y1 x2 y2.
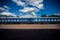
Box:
0 17 60 24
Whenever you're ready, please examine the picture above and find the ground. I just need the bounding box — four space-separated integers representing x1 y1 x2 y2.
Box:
0 24 60 29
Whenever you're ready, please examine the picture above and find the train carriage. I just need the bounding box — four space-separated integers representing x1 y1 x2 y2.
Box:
0 17 60 24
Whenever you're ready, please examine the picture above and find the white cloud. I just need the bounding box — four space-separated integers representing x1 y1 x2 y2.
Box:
12 0 44 8
24 0 43 9
20 14 35 18
12 0 44 17
32 12 36 16
0 6 16 17
0 7 9 11
0 12 17 17
54 13 60 16
34 0 43 4
12 0 25 6
0 7 6 10
19 7 36 13
19 7 37 16
3 5 10 9
37 4 44 9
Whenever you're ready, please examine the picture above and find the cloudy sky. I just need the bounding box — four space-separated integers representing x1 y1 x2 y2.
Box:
0 0 60 16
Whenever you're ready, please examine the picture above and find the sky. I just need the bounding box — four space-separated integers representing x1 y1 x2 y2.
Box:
0 0 60 17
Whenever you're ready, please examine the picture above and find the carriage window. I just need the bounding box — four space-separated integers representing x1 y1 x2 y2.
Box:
8 20 10 21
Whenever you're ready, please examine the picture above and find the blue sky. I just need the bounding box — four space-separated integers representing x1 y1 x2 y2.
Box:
0 0 60 16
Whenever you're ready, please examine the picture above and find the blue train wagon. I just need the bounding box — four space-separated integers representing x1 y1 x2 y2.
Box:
0 17 60 24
